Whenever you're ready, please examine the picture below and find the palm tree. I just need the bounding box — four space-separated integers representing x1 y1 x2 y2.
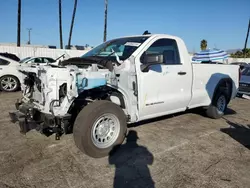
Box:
103 0 108 42
243 19 250 58
68 0 78 49
17 0 21 47
200 39 207 50
59 0 63 49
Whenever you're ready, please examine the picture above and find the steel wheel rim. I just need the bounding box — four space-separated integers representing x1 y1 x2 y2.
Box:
91 113 120 149
1 77 17 91
217 95 226 114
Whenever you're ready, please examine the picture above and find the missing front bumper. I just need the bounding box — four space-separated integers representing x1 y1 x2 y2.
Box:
9 111 38 134
9 101 72 139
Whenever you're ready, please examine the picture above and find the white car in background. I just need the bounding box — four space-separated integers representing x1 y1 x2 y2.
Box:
0 55 21 92
0 55 66 92
19 54 66 66
19 56 58 65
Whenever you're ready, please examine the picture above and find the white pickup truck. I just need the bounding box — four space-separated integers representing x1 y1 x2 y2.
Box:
9 34 239 158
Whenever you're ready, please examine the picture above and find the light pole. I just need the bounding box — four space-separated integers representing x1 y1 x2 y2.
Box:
27 28 32 45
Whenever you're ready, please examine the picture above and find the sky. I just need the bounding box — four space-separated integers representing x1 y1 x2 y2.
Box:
0 0 249 52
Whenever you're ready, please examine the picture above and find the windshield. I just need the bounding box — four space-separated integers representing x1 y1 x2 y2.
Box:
19 57 31 63
242 67 250 76
82 36 149 61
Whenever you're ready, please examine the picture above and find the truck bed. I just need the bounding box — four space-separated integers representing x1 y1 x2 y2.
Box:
188 63 239 109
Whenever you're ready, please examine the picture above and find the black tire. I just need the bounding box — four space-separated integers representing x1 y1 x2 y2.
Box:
0 75 20 92
73 100 127 158
206 90 228 119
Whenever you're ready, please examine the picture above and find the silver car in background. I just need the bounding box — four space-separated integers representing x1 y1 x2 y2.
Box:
238 66 250 97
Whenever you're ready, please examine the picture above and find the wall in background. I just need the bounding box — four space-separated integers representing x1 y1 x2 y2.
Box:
227 58 250 64
0 45 88 59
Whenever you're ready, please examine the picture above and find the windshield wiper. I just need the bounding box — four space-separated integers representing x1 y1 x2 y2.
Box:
96 51 116 64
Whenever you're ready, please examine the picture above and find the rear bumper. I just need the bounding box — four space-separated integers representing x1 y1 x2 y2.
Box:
238 91 250 95
9 100 71 136
238 83 250 95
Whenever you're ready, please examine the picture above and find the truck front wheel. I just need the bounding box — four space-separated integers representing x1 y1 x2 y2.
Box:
73 100 127 158
206 90 228 119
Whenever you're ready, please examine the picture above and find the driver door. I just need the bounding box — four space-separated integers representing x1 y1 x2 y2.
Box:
136 37 192 120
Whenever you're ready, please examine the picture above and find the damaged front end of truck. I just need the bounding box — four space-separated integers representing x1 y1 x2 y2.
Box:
9 59 119 139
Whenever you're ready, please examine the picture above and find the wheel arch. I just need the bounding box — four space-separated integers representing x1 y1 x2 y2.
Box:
212 78 233 103
106 86 132 118
107 89 126 109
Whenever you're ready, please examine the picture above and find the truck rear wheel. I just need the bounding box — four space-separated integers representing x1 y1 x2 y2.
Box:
73 100 127 158
206 90 228 119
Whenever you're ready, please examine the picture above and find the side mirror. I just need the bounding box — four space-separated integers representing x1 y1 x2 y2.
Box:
141 53 164 72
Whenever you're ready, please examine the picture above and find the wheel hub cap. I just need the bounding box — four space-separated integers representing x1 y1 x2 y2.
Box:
91 113 120 149
98 123 109 136
1 77 17 91
217 95 226 113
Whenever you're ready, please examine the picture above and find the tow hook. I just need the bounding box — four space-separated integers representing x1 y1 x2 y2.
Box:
55 129 61 140
54 119 62 140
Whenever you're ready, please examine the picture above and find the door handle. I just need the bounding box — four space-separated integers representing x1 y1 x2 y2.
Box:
178 71 186 75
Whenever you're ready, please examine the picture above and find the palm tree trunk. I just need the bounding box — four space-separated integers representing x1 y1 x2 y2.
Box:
103 0 108 42
243 19 250 58
68 0 78 49
17 0 21 47
59 0 63 49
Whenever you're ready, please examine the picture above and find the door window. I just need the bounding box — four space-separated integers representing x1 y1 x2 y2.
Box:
33 58 42 63
141 39 181 65
0 58 10 65
42 58 52 63
44 58 56 63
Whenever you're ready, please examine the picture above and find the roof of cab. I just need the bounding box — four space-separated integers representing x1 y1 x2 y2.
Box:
112 34 179 40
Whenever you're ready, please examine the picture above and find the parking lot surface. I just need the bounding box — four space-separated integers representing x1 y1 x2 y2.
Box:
0 92 250 188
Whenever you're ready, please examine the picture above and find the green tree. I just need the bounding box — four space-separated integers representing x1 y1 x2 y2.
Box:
68 0 78 49
200 39 207 50
231 48 250 58
103 0 108 42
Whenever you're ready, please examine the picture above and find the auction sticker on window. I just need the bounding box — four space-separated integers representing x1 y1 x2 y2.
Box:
124 42 141 47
